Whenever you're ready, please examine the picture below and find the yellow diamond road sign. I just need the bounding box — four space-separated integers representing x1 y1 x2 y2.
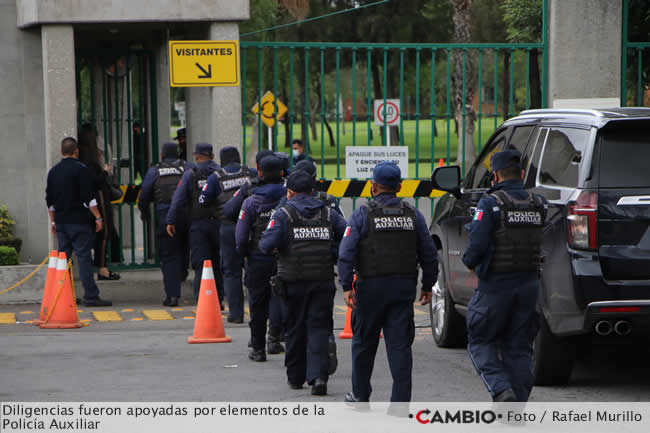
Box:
251 91 288 128
169 40 240 87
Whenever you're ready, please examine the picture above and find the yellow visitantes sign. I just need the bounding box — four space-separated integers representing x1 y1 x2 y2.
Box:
169 40 240 87
251 91 288 128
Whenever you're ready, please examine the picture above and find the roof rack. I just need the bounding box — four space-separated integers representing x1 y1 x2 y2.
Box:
519 108 604 117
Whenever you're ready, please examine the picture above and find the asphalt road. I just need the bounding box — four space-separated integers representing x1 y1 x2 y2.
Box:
1 290 649 402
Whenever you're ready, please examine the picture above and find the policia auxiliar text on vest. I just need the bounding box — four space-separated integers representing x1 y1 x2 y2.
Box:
276 205 335 283
215 166 255 209
154 160 185 204
488 190 546 273
357 200 418 279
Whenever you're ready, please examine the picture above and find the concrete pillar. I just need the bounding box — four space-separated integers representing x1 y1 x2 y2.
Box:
42 25 77 171
42 25 77 250
209 22 243 157
548 0 622 108
186 22 243 162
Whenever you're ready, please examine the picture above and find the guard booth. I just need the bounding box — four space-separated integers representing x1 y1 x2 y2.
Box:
2 1 248 268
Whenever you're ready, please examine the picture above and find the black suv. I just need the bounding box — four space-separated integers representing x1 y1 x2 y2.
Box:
428 108 650 385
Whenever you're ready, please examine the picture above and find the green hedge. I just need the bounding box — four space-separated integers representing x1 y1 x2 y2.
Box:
0 246 19 266
0 237 22 254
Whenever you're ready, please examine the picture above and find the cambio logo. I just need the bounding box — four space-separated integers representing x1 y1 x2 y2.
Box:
410 409 498 424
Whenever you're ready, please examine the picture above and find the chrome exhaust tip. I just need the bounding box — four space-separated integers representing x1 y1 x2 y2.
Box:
595 320 613 336
614 320 632 336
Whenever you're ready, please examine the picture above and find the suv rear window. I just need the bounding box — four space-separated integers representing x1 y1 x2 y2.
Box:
538 127 589 188
599 130 650 188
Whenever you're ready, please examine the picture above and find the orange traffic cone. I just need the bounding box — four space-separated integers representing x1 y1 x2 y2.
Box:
34 250 59 326
339 305 354 339
439 158 444 167
188 260 231 343
40 253 82 329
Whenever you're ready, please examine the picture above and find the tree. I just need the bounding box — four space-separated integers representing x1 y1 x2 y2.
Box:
502 0 542 109
451 0 477 170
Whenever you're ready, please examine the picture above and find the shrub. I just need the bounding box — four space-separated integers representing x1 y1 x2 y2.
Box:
0 237 22 254
0 246 19 266
0 206 15 239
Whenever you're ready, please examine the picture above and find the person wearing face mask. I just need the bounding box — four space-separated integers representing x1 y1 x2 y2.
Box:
291 139 315 165
337 161 438 404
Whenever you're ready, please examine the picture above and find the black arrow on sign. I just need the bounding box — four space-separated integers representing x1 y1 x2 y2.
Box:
195 63 212 79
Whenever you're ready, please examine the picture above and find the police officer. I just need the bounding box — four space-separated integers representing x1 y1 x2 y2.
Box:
337 161 438 403
462 149 546 403
138 142 193 306
277 159 342 375
166 142 224 303
259 171 347 395
199 146 256 323
235 156 286 362
222 149 275 222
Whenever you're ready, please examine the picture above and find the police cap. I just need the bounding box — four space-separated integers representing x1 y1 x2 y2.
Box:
161 142 179 159
259 155 284 173
220 146 241 166
372 161 401 187
286 170 313 194
194 142 213 156
294 160 317 179
255 149 275 165
491 149 522 172
174 128 186 140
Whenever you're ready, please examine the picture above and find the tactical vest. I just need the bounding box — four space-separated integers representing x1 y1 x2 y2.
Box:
153 160 185 204
357 200 418 279
190 167 221 220
215 166 254 210
488 190 546 273
277 205 335 282
249 205 276 255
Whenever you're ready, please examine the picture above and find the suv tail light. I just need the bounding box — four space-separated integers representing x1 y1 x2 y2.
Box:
567 191 597 250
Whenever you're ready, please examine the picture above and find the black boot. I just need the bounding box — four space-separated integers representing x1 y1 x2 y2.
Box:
248 349 267 362
311 378 327 396
267 327 285 354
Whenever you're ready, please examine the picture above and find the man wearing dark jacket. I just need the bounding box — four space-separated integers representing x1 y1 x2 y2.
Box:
337 161 438 403
46 137 111 307
166 142 223 302
199 147 256 323
138 142 194 306
462 150 547 403
235 156 286 362
260 171 347 395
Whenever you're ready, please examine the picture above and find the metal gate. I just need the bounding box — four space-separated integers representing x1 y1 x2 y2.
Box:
240 39 547 215
621 0 650 107
239 40 547 181
76 50 159 269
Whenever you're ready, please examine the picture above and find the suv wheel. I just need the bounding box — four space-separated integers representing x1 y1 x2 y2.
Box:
533 315 575 386
429 260 467 348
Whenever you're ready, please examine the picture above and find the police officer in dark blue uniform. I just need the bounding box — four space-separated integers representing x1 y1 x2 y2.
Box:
338 161 438 403
138 142 193 306
166 142 224 303
276 159 343 375
198 146 257 323
259 170 347 395
222 149 275 222
235 155 286 362
463 150 546 403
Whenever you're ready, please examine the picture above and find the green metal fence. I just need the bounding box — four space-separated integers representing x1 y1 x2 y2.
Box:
621 0 650 107
76 50 159 269
240 41 547 180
